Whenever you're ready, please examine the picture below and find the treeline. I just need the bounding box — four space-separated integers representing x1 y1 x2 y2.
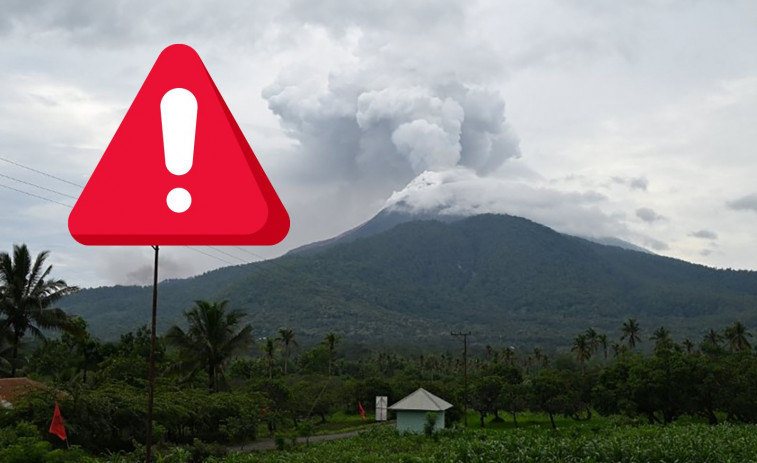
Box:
464 319 757 429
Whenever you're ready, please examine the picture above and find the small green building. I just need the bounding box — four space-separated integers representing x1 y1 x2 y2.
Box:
389 388 452 433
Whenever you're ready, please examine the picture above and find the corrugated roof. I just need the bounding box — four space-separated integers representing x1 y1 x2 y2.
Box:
0 377 47 405
389 388 453 411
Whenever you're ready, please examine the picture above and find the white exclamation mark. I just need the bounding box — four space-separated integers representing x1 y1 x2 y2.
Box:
161 88 197 213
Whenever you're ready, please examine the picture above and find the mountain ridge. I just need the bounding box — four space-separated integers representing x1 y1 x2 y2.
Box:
59 213 757 348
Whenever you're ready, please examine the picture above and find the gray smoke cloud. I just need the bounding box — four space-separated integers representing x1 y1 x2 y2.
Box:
262 0 521 208
263 80 520 193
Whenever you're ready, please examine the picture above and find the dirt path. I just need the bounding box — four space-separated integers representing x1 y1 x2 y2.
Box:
228 429 361 452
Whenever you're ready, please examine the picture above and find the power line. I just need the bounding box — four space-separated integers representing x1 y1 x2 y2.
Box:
0 173 79 199
207 246 249 264
0 161 294 276
0 163 251 267
233 246 267 260
0 155 85 189
0 167 252 267
0 182 73 208
184 246 236 265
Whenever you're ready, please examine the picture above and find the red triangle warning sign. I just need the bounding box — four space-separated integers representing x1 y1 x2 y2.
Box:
69 44 289 245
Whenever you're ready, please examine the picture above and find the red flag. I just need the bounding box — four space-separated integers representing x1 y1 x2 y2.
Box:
49 402 67 441
358 401 366 421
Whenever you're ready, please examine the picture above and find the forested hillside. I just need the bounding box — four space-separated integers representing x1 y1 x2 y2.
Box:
60 214 757 348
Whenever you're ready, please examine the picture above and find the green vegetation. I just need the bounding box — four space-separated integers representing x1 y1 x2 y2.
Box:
208 424 757 463
6 238 757 462
4 305 757 461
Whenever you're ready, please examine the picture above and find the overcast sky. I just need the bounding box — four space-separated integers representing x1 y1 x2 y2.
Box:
1 0 756 288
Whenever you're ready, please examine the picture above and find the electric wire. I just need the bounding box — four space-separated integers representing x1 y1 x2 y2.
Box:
0 181 73 208
0 172 80 199
0 158 256 266
207 246 249 264
184 246 236 265
0 158 300 270
0 155 86 189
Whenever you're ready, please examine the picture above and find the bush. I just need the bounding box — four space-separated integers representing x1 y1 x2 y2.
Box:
423 412 438 437
0 422 94 463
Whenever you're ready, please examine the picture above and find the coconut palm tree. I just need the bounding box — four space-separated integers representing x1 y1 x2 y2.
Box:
533 347 547 369
703 328 722 347
723 322 752 353
502 347 516 366
597 333 609 360
621 318 642 350
323 332 340 376
682 338 695 354
0 244 79 376
276 328 298 375
650 326 673 352
485 345 494 362
166 300 253 392
610 342 625 358
262 338 276 379
571 334 592 373
585 328 599 353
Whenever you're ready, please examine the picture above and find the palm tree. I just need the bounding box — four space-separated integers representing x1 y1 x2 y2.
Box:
166 300 253 392
724 322 752 353
571 334 592 372
533 347 546 369
585 328 599 353
650 326 673 352
485 345 494 361
597 334 609 360
610 342 625 358
502 347 516 366
682 338 695 354
262 338 276 379
703 328 722 347
621 318 642 350
323 332 340 376
276 328 298 375
0 244 79 376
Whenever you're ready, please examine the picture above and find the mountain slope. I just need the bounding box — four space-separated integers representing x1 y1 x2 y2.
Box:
60 214 757 348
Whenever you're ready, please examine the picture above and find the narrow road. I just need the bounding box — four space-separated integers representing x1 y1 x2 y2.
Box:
228 429 361 452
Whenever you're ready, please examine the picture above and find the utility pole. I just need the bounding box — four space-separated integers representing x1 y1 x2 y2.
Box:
451 331 471 427
146 245 159 463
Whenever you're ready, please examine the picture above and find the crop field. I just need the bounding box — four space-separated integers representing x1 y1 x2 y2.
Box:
206 423 757 463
